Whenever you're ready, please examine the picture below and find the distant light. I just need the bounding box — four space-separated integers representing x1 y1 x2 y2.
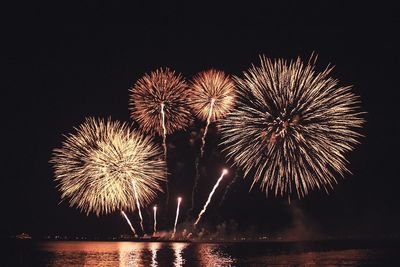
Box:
222 169 228 174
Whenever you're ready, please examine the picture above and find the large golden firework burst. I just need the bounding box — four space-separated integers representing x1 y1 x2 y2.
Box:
219 55 364 198
51 118 166 216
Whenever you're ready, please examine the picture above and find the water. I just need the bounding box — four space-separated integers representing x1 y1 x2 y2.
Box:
6 240 400 266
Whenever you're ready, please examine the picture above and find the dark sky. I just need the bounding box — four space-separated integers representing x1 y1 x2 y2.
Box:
3 1 400 239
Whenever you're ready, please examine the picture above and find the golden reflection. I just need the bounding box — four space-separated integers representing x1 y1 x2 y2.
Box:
198 244 236 266
38 241 128 266
37 241 376 266
172 242 188 267
118 242 145 267
149 242 161 267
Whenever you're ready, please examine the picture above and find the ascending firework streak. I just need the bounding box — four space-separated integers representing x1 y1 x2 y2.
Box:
132 180 144 232
172 197 182 238
153 205 157 234
160 102 169 205
160 103 167 159
200 98 215 157
121 210 137 236
194 169 228 226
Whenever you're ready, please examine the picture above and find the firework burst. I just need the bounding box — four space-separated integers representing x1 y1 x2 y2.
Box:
51 118 166 216
219 55 364 198
129 67 192 139
189 69 236 157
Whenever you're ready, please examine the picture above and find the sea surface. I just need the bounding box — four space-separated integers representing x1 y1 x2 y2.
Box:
5 239 400 266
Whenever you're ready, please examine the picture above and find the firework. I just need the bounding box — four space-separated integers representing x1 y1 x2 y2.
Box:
219 55 364 198
194 169 228 226
153 205 157 234
129 68 192 152
129 68 192 204
132 180 144 232
160 102 167 159
189 69 236 157
51 118 166 216
121 210 137 236
189 70 236 213
172 197 182 238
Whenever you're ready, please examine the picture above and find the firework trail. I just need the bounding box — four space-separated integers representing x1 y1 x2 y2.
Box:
132 180 144 232
189 70 236 157
194 169 228 226
160 102 167 159
129 68 192 205
153 205 157 234
50 118 166 216
219 55 364 198
189 70 236 213
218 171 239 207
200 98 215 157
121 210 137 236
172 197 182 238
160 102 169 205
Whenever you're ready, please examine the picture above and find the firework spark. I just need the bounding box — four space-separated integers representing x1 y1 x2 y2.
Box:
153 205 157 235
219 55 364 198
51 118 166 216
121 210 137 236
132 180 144 232
194 169 228 226
189 70 236 157
172 197 182 238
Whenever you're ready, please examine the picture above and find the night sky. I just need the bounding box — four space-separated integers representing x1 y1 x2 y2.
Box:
3 1 400 239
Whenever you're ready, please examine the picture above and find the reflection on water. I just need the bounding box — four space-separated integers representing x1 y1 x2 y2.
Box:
39 241 192 267
35 241 399 266
118 242 144 267
172 243 188 267
149 242 160 267
197 244 235 266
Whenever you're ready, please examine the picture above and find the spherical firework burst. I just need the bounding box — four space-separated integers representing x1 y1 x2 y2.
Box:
188 70 236 209
129 68 192 137
219 55 364 198
189 69 236 122
51 118 166 216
